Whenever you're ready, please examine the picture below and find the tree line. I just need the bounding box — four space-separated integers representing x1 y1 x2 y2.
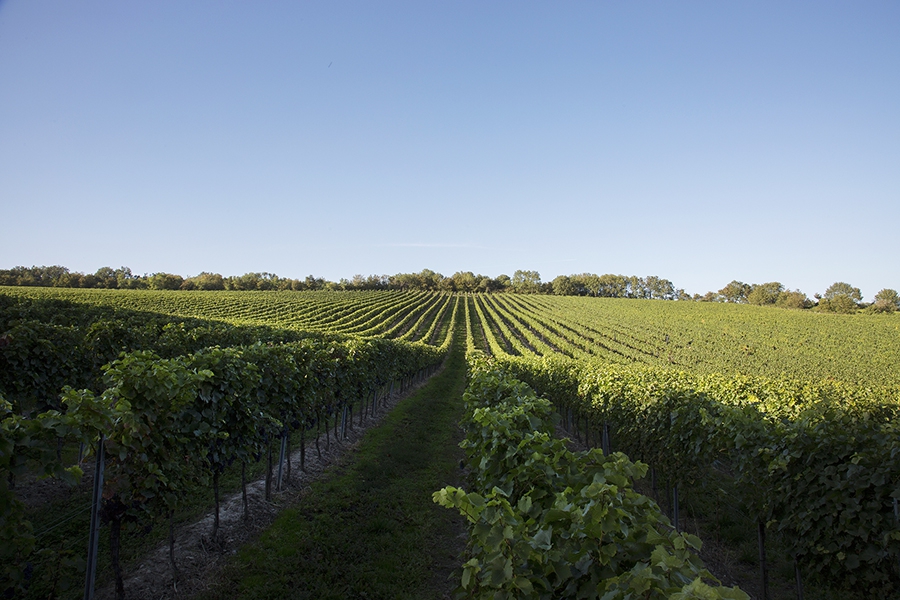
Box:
1 265 897 313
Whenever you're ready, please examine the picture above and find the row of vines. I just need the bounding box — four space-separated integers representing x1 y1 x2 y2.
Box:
0 287 458 342
435 356 747 599
485 352 900 595
0 292 456 598
465 294 900 387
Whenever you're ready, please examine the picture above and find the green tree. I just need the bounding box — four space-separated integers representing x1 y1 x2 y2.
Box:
645 275 675 300
304 275 326 290
823 281 862 303
477 275 505 293
872 288 900 313
570 273 598 296
747 282 784 305
94 267 118 289
626 276 649 299
718 280 751 303
818 282 862 313
115 267 143 289
551 275 575 296
418 269 445 291
451 271 477 293
149 273 184 290
511 270 541 294
776 290 810 309
597 274 628 298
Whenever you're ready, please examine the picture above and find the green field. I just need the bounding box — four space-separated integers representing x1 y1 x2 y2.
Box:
4 286 897 385
2 287 899 599
465 293 900 386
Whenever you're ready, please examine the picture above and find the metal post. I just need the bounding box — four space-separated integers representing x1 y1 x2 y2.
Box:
83 434 105 600
758 519 770 600
276 434 287 491
602 423 610 455
672 484 680 531
894 498 900 577
794 556 803 600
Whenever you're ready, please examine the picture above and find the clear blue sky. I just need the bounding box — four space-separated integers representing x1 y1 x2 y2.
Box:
1 1 897 299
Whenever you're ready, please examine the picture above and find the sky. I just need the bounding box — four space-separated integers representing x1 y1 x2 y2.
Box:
1 1 898 299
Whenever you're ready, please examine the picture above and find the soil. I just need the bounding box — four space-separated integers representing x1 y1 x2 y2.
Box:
17 458 96 511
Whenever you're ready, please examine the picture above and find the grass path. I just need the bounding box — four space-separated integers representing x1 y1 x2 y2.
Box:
198 320 468 600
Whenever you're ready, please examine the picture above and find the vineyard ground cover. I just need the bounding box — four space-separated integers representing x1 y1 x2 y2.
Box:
197 318 469 600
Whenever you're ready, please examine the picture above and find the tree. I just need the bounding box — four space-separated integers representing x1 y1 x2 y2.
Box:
718 280 751 303
437 277 457 292
511 270 541 294
115 267 141 289
818 282 862 313
872 288 900 313
626 276 649 299
645 276 675 300
418 269 444 291
94 267 118 289
149 273 184 290
823 281 862 303
551 275 576 296
574 273 600 296
186 272 225 291
304 275 326 290
776 290 811 309
451 271 477 293
747 282 784 305
597 274 628 298
478 275 505 293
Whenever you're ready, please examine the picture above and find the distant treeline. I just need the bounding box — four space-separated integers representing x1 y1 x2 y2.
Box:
1 265 897 313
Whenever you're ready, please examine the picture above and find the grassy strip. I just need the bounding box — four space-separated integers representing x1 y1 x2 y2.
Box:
198 321 468 600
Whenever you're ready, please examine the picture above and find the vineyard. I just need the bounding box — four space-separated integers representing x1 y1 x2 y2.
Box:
462 293 900 386
1 287 899 599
